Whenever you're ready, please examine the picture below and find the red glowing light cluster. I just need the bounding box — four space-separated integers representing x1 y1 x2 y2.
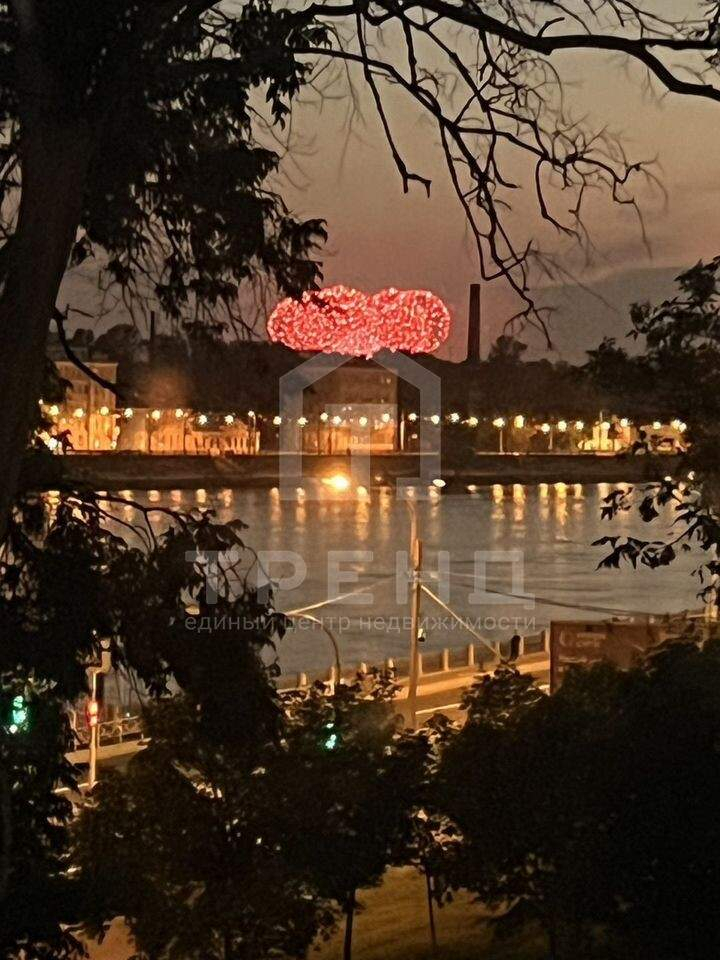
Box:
267 285 451 357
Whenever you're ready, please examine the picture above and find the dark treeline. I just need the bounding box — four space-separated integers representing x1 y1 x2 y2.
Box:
55 322 663 421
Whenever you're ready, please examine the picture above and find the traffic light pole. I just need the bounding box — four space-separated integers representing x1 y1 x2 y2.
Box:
86 641 111 791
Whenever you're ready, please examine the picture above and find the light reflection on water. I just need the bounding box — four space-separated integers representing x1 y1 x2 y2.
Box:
104 483 699 675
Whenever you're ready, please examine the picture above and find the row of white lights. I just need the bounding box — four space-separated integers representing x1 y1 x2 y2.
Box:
40 403 688 434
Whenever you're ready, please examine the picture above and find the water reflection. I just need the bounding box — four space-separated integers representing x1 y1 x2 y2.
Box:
96 482 700 675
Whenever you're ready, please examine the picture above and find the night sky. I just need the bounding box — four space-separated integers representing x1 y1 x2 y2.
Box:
283 33 720 363
61 15 720 365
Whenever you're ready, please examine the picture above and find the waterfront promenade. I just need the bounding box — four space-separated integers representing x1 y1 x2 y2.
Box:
51 450 679 491
66 646 551 773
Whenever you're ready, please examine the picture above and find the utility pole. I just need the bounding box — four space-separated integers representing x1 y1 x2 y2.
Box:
406 500 423 728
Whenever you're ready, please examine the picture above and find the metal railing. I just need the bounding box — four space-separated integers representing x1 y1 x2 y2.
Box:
71 713 143 750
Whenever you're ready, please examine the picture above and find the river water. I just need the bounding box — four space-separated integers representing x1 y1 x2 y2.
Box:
109 481 701 677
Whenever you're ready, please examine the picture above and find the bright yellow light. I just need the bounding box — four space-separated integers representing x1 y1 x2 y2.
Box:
224 414 234 425
297 416 308 427
197 414 208 426
432 478 446 489
359 416 369 427
493 417 505 428
332 415 343 426
574 420 584 430
600 421 610 431
620 417 629 428
513 414 525 429
381 412 391 423
247 410 255 418
99 405 110 416
151 409 162 421
48 404 60 417
323 474 351 492
555 481 567 499
320 412 329 422
449 412 460 423
123 407 134 419
273 415 282 426
492 483 504 501
678 421 687 432
467 416 479 427
407 412 418 422
557 420 568 432
541 422 551 434
652 421 662 430
73 407 85 419
175 408 185 419
430 414 441 426
356 485 368 496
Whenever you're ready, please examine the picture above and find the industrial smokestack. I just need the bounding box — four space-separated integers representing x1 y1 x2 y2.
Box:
466 283 481 362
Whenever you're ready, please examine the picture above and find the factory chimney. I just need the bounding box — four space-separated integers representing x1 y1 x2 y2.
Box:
466 283 481 362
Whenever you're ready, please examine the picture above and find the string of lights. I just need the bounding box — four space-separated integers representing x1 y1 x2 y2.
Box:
36 400 689 433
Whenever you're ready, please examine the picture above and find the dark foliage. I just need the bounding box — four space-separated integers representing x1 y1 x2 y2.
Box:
75 695 335 960
0 486 288 958
590 260 720 605
262 676 430 959
0 1 329 325
435 644 720 960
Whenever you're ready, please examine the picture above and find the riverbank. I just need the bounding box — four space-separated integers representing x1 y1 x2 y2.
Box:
44 451 681 491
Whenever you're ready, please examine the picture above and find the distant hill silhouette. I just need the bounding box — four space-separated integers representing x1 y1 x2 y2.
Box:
525 265 682 363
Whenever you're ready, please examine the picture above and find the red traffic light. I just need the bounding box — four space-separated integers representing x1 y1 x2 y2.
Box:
86 699 100 728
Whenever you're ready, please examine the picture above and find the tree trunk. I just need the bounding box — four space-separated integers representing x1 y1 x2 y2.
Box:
0 121 89 539
424 864 438 954
343 890 356 960
0 769 12 905
548 922 558 960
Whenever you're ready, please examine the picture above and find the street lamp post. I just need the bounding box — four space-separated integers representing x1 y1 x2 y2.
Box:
492 417 506 453
286 611 342 685
88 669 100 790
405 499 423 728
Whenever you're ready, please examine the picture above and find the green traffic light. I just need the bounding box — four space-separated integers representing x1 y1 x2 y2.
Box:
323 721 338 751
7 695 29 734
